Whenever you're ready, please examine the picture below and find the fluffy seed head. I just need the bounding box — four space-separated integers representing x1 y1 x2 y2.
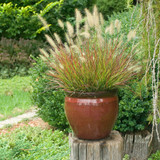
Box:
45 35 57 49
127 30 136 41
75 8 82 22
65 33 72 44
40 48 49 58
38 15 49 30
115 19 121 32
105 26 110 34
58 19 64 29
109 22 114 35
80 32 90 39
59 64 64 69
99 13 104 25
85 8 94 27
54 33 62 44
66 21 74 38
93 5 99 27
79 56 86 63
64 43 70 53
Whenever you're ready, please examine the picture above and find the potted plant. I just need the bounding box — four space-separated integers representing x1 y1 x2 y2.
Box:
39 6 140 140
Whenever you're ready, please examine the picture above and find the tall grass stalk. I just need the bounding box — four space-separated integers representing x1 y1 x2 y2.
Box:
142 0 160 142
39 6 140 93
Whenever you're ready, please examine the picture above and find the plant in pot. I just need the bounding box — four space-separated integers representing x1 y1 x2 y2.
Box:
39 6 141 140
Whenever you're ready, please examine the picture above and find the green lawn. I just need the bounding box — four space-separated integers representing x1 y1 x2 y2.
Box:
0 76 33 121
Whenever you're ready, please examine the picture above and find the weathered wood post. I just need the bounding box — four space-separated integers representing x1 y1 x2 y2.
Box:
123 131 152 160
69 130 123 160
153 124 160 152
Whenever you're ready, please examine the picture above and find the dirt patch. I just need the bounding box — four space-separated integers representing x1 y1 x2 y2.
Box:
0 117 52 135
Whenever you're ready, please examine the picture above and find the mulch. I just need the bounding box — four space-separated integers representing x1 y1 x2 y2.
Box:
0 118 52 135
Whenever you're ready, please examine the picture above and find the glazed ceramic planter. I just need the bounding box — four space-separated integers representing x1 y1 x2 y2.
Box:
65 91 118 140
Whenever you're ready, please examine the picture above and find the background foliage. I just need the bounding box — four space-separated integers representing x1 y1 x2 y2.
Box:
30 58 69 132
96 0 127 19
114 82 152 133
149 150 160 160
0 38 46 78
0 0 94 40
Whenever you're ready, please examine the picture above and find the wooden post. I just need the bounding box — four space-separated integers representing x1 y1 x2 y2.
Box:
153 124 160 152
69 131 123 160
123 131 152 160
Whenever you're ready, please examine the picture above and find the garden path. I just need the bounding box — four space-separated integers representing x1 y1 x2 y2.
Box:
0 110 37 128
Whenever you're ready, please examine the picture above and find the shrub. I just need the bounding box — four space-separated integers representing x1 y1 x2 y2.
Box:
0 127 69 160
114 82 152 133
0 2 41 40
0 0 94 40
148 150 160 160
96 0 128 19
0 38 46 78
30 58 69 132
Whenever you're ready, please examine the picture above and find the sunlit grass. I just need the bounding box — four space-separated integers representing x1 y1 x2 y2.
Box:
0 76 33 121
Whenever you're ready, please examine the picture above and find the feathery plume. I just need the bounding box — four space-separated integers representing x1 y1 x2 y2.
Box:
109 22 114 35
40 48 49 58
97 34 104 46
105 26 110 34
93 5 99 27
71 45 80 53
75 9 82 35
85 8 94 27
79 56 86 63
54 33 62 44
115 19 121 32
99 13 104 25
85 22 89 33
75 9 82 22
80 32 90 39
39 55 47 61
49 49 56 57
127 30 136 41
38 15 49 30
64 43 70 53
66 21 74 38
45 35 57 49
59 64 64 69
65 33 72 44
58 19 64 29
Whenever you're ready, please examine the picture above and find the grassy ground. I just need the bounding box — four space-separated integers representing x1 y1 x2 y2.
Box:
0 76 33 121
0 126 69 160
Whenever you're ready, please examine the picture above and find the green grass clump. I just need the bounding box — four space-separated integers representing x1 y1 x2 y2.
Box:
148 150 160 160
0 127 69 160
0 76 33 120
0 76 32 94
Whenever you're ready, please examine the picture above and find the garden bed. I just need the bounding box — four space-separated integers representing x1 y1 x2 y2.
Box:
0 118 70 160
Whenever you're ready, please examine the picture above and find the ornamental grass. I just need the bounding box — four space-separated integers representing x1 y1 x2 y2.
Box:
40 6 141 93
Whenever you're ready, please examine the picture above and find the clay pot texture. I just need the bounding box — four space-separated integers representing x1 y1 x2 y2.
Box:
65 93 118 140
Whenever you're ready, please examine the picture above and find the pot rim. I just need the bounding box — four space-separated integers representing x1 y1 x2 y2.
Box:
65 89 118 98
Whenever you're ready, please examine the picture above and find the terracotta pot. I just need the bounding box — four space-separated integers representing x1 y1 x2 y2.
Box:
64 91 118 140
